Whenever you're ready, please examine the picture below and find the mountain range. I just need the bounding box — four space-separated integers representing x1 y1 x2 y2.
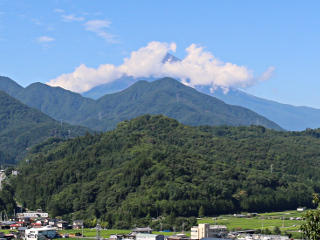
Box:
198 86 320 131
73 53 320 132
80 77 320 132
0 76 282 131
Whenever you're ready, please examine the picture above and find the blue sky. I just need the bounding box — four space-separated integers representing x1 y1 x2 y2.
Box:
1 1 320 108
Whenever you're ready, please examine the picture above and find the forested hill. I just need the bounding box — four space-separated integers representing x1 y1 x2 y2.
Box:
0 90 91 164
74 78 282 131
11 115 320 228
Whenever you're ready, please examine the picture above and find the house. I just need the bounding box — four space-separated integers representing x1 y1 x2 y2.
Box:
24 226 57 240
48 218 59 227
73 220 83 229
109 234 124 240
191 224 227 240
1 221 16 229
18 227 28 238
17 210 49 219
57 221 69 230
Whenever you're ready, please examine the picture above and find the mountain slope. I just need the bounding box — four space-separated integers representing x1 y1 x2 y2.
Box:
0 90 91 164
0 76 24 97
73 78 283 131
197 86 320 131
12 115 320 227
16 82 94 122
82 76 157 99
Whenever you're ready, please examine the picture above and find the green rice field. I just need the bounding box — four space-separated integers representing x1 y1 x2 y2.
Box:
198 210 305 231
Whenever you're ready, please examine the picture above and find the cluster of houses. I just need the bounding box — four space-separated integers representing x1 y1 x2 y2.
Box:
0 209 81 240
109 225 226 240
109 224 290 240
0 209 294 240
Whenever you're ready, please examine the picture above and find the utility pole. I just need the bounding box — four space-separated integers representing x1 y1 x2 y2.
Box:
95 219 101 240
82 223 84 238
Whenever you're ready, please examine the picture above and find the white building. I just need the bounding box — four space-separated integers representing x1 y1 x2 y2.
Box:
136 233 164 240
191 224 227 239
18 210 49 218
24 226 57 240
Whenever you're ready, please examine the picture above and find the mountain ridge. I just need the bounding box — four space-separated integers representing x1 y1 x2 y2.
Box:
73 77 283 131
200 86 320 131
0 76 282 131
80 75 320 131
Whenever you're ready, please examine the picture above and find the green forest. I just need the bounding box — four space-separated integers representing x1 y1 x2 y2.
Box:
9 115 320 229
0 90 91 164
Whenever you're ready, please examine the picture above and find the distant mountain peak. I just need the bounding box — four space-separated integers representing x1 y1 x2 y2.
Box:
162 53 181 63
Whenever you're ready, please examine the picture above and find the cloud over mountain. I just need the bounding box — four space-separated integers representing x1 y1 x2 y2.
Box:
47 41 275 93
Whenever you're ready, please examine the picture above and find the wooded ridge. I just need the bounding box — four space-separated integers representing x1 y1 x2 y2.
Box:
10 114 320 229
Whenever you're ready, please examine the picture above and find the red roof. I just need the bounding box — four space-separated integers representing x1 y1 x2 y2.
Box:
31 223 42 226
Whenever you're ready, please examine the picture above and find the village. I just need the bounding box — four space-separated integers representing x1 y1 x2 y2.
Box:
0 209 297 240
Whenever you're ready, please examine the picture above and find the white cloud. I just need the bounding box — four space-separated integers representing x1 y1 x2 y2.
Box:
258 66 275 82
48 63 122 93
54 9 65 13
118 42 176 78
31 18 43 26
84 19 118 43
62 14 85 22
37 36 54 43
47 41 275 93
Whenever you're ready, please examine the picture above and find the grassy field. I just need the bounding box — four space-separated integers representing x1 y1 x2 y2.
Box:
198 211 304 231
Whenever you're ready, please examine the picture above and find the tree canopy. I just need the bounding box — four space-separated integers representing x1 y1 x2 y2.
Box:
10 115 320 228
